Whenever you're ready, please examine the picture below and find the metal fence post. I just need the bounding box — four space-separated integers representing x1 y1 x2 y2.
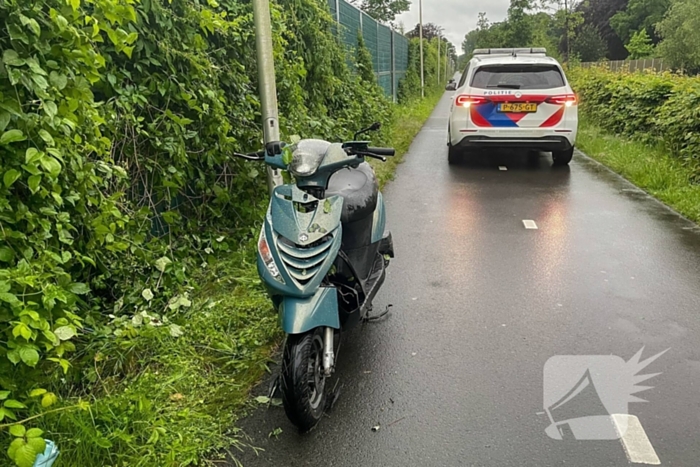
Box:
437 38 440 85
377 20 380 84
419 0 424 98
391 31 396 103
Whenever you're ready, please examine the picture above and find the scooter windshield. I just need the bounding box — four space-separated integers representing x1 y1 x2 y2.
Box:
288 139 332 177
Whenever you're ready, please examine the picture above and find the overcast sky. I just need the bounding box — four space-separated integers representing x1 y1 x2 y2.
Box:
396 0 511 51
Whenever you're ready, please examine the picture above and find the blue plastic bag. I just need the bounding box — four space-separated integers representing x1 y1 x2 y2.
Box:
33 440 59 467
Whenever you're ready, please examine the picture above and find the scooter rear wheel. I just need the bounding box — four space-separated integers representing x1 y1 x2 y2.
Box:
281 328 327 431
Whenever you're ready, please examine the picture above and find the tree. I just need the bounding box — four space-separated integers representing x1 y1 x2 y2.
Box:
610 0 670 44
460 12 511 54
406 22 442 40
504 0 535 47
350 0 411 23
656 0 700 71
625 29 655 59
571 24 608 61
576 0 628 59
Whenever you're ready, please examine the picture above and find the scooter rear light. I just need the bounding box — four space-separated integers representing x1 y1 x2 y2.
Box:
258 228 284 283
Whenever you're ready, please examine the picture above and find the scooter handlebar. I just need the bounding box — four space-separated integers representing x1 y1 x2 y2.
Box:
366 147 395 157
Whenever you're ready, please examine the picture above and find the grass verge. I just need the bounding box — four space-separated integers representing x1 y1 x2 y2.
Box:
41 90 445 467
372 89 444 188
577 118 700 223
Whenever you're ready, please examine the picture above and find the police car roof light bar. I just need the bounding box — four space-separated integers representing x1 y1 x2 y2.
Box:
473 48 547 57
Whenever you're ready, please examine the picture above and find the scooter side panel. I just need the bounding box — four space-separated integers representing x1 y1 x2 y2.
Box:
279 287 340 334
371 191 387 243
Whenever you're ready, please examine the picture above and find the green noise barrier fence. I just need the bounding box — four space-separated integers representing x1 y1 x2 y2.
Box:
328 0 409 102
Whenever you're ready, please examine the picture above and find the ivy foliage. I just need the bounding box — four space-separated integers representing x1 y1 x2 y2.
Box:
569 67 700 175
398 36 446 102
0 0 396 464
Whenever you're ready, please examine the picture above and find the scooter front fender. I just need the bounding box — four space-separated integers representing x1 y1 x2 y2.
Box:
280 287 340 335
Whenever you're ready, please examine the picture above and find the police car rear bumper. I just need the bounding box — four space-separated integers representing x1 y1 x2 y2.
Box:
456 135 573 151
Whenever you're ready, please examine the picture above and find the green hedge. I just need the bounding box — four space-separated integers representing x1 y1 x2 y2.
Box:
568 67 700 168
0 0 401 464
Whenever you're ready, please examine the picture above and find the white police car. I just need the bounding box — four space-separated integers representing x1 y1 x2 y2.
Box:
447 48 578 166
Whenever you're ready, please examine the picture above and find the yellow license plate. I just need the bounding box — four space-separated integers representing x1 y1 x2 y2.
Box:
499 103 538 113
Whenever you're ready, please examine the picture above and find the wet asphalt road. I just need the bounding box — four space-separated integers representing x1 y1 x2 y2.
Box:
232 93 700 466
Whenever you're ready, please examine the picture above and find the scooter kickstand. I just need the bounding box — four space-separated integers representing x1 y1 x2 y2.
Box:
268 374 280 400
363 304 393 323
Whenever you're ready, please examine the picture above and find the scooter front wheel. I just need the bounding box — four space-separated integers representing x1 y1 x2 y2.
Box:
280 327 327 431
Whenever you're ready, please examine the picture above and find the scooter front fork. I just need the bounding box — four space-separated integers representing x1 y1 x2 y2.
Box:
323 326 335 377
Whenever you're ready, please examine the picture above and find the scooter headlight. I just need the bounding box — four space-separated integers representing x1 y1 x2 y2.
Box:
258 228 284 284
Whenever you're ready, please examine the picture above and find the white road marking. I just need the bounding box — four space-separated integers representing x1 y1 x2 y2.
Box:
612 414 661 465
522 220 538 229
499 166 508 171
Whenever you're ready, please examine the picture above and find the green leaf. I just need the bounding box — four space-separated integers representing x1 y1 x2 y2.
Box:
68 282 90 294
31 74 49 90
7 437 23 458
41 392 57 408
155 256 172 272
29 389 46 398
69 0 80 11
0 129 26 145
0 111 10 132
169 323 184 337
0 391 9 400
28 175 41 194
26 437 45 457
125 32 139 44
39 155 61 178
42 330 59 346
54 325 76 341
142 288 154 301
2 50 25 67
4 399 27 409
9 424 25 437
14 323 32 340
255 396 270 404
43 101 57 119
18 348 39 367
7 350 20 365
25 58 46 76
25 148 42 164
25 428 43 438
19 15 41 37
48 358 70 374
168 294 191 310
12 441 39 467
0 292 20 306
0 247 13 262
38 129 55 146
3 169 21 188
49 71 67 90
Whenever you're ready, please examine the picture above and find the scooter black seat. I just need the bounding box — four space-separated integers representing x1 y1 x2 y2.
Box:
326 162 378 224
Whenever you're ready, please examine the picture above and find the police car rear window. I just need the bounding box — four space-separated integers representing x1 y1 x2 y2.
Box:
470 64 565 90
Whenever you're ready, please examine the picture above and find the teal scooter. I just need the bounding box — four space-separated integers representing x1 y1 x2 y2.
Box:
234 124 395 431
